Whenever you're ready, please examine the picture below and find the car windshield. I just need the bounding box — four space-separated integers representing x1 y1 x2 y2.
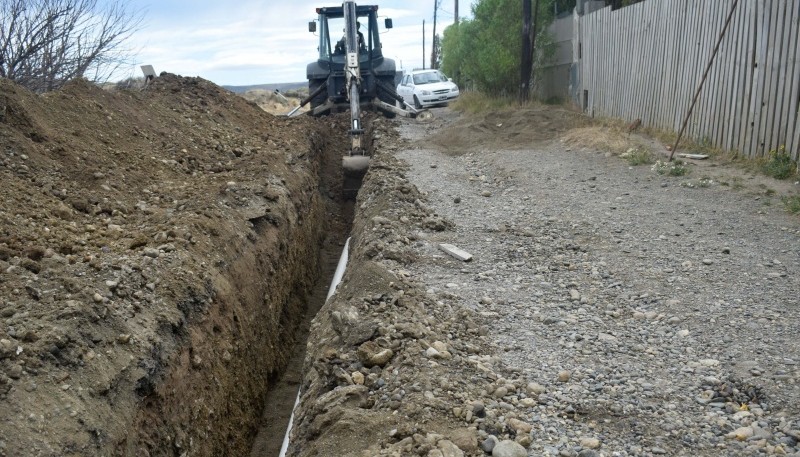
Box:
413 71 445 85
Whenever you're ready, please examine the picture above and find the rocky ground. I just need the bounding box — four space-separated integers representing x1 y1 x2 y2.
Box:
288 105 800 457
0 74 349 456
2 72 798 457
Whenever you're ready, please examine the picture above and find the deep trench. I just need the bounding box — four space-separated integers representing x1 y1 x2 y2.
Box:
247 202 353 456
247 147 359 455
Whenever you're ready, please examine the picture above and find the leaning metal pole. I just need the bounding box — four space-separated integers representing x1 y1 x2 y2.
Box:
669 0 739 161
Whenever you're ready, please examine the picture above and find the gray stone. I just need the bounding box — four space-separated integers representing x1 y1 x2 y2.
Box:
491 440 527 457
7 364 23 379
481 435 498 453
449 428 478 453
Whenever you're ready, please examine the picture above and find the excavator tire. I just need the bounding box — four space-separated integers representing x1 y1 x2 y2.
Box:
308 78 328 111
377 76 398 119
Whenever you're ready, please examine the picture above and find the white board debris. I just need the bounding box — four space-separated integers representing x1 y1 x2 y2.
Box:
438 243 473 262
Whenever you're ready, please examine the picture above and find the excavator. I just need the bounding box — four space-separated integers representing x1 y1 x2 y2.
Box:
289 1 427 197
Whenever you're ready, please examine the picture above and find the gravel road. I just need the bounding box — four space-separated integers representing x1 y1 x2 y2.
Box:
395 107 800 457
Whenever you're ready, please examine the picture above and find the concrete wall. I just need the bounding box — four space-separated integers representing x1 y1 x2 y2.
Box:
537 15 574 101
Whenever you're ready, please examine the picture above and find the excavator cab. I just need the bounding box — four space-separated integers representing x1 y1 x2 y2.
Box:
306 5 398 116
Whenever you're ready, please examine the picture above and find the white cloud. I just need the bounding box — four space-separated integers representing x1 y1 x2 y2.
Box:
116 0 462 85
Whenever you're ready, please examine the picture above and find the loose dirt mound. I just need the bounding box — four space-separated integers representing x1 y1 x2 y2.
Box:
0 75 345 456
239 89 308 115
427 105 590 154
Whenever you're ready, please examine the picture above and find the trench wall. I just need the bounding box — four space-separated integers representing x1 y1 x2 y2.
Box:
117 166 328 456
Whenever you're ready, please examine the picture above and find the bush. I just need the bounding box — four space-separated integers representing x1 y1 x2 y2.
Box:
782 196 800 214
440 0 556 96
622 148 653 166
0 0 143 93
762 146 796 180
652 160 689 176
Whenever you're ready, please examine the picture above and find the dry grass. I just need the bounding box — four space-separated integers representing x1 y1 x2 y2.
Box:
562 125 644 156
451 91 595 116
450 91 527 114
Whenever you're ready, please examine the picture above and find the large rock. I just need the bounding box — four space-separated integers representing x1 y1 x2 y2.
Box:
492 439 527 457
450 428 479 453
437 439 465 457
356 340 394 367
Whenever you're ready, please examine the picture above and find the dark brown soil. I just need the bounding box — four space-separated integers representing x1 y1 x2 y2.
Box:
0 74 348 456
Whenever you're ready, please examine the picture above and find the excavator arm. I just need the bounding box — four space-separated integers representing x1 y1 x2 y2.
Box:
341 1 366 167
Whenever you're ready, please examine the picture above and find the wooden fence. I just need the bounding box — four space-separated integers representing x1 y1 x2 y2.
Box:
575 0 800 160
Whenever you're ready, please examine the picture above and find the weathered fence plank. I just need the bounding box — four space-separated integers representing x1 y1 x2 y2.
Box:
724 0 746 153
762 0 784 156
574 0 798 160
737 0 757 154
787 2 800 160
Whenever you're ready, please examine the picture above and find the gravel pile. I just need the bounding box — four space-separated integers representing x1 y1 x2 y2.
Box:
395 109 800 457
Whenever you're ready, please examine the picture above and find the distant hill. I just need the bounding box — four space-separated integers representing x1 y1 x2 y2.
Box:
224 82 307 94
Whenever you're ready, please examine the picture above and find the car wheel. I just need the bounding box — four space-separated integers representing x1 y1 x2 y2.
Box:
413 95 422 110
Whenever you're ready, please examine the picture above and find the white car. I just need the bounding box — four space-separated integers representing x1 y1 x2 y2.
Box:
396 69 459 109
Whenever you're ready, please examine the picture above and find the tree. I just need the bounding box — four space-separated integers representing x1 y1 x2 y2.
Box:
0 0 143 93
605 0 646 10
441 0 555 96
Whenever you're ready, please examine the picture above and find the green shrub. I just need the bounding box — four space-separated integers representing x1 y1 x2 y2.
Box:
652 160 689 176
622 148 653 166
782 196 800 214
762 146 796 180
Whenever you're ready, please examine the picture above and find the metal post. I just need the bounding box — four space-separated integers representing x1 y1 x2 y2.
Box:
520 0 532 103
432 0 440 69
422 20 426 70
669 0 739 161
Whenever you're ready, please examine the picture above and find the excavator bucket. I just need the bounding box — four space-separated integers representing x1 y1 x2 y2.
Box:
342 155 370 174
342 155 369 199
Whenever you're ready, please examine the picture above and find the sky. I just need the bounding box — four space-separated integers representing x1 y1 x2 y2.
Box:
114 0 463 86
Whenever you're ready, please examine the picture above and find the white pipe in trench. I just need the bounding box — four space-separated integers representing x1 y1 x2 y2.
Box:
278 237 351 457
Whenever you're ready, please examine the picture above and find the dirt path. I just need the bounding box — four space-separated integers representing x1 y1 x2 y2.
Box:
394 106 800 456
280 105 799 457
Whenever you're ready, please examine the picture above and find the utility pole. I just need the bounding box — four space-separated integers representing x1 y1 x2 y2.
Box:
431 0 440 69
422 20 426 69
531 0 540 84
454 0 458 24
520 0 532 103
520 0 541 103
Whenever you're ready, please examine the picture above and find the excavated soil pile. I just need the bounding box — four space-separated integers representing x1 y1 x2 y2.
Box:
0 75 349 456
427 105 591 155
